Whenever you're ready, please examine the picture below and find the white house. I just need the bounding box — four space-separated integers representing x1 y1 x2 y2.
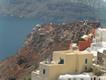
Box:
85 28 106 63
31 70 39 80
90 28 106 52
58 73 91 80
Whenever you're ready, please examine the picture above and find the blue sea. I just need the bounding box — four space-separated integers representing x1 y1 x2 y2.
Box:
0 16 57 60
101 21 106 27
0 16 106 60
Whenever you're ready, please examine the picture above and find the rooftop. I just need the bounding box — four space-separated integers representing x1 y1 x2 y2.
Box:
58 73 90 78
81 35 88 38
98 28 106 31
98 48 106 53
54 50 92 55
40 50 92 65
32 70 39 74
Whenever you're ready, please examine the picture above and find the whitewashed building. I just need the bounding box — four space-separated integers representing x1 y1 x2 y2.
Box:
91 76 106 80
85 28 106 63
58 73 90 80
31 70 39 80
58 73 106 80
90 28 106 51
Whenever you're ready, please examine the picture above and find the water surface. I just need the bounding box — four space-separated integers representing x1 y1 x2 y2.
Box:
0 16 106 60
0 16 54 60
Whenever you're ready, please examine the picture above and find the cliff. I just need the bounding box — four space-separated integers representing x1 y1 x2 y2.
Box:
0 0 106 22
0 21 101 80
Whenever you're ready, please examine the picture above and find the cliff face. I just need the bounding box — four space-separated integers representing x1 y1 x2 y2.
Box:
0 21 101 80
0 0 106 22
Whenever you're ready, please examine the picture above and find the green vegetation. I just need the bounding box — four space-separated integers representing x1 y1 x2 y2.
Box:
22 61 39 80
23 78 26 80
22 70 31 80
93 67 101 76
22 75 31 80
27 76 31 80
75 38 86 45
33 61 39 70
87 67 93 72
78 38 86 41
28 70 32 74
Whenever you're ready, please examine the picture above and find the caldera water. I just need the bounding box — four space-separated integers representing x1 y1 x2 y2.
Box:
0 16 54 60
0 16 106 60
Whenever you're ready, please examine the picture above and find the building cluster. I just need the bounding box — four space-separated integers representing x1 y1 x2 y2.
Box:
32 23 55 37
79 28 106 67
31 27 106 80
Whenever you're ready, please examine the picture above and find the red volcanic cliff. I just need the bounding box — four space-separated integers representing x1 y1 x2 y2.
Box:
0 21 101 80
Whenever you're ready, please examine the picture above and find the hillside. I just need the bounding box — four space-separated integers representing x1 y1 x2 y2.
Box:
0 21 101 80
0 0 106 22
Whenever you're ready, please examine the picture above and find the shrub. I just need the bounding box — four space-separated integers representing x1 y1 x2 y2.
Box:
33 61 39 70
28 70 32 74
93 67 101 76
24 75 31 80
74 37 86 44
23 78 26 80
27 77 31 80
78 38 86 41
87 68 93 72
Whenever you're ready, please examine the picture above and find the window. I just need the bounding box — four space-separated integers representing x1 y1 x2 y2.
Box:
94 77 96 80
43 69 45 74
91 78 92 80
73 78 76 80
85 59 88 64
81 78 84 80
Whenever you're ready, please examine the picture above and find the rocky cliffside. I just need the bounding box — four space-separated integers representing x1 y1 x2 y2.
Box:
0 0 106 22
0 21 101 80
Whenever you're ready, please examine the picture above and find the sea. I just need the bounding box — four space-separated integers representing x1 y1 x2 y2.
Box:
0 16 56 60
0 16 106 60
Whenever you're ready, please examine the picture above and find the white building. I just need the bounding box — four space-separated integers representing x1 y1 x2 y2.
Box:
91 76 106 80
31 71 39 80
58 73 91 80
85 28 106 63
58 73 106 80
85 28 106 53
90 28 106 51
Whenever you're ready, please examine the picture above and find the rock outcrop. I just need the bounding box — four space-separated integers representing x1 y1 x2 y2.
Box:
0 21 101 80
0 0 106 22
